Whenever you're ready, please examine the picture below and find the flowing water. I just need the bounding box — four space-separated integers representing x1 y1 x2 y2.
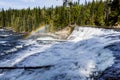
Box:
0 27 120 80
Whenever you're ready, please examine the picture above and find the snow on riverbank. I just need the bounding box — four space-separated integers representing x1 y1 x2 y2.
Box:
0 26 119 80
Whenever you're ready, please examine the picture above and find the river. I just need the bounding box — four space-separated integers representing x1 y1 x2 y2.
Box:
0 27 120 80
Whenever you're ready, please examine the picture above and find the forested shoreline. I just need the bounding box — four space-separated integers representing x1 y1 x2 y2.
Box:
0 0 119 33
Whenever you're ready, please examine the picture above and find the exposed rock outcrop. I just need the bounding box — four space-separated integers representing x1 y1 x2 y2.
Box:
55 25 75 39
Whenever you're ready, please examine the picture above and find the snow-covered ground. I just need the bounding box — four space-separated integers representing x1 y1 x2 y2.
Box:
0 27 120 80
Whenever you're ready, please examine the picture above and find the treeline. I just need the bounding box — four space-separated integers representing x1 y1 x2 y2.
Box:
0 0 119 32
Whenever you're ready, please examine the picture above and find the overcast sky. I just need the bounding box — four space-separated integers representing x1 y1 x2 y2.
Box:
0 0 95 9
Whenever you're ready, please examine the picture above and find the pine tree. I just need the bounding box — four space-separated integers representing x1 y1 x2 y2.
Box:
94 0 105 26
0 0 118 32
108 0 120 26
1 9 6 27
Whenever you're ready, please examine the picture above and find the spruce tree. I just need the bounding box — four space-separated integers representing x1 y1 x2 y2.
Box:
108 0 120 26
1 9 5 27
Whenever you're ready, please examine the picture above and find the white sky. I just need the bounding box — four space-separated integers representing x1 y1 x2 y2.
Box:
0 0 100 9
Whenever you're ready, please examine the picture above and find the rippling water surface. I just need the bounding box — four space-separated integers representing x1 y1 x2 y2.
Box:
0 27 120 80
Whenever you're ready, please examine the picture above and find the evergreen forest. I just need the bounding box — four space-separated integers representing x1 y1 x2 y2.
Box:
0 0 120 33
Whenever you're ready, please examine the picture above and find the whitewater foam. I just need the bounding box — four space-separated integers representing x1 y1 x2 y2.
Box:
0 26 118 80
